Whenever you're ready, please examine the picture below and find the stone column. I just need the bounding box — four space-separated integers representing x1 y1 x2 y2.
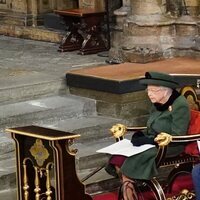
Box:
108 0 131 64
130 0 162 15
173 0 200 57
194 22 200 52
115 0 131 13
109 0 175 63
113 0 131 31
31 0 38 27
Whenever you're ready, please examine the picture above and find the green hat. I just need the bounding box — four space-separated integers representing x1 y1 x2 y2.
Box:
139 71 179 89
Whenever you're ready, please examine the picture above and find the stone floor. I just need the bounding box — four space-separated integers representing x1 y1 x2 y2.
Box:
0 35 106 77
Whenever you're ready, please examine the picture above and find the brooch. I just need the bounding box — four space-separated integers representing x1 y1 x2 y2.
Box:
168 106 172 112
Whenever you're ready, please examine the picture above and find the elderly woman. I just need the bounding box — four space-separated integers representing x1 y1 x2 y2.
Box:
105 71 190 200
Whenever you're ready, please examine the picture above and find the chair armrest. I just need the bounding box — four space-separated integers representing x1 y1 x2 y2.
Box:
171 134 200 142
155 133 200 168
126 126 147 131
110 123 146 141
155 132 200 147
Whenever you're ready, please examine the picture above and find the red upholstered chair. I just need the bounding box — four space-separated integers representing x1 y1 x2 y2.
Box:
111 86 200 200
184 109 200 156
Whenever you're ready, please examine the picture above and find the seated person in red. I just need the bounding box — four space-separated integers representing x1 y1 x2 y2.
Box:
105 71 190 200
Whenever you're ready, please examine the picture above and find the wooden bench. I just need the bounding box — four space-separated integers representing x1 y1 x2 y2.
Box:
111 86 200 200
54 8 107 55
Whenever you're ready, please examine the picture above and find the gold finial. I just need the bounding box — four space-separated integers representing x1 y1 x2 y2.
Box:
154 132 172 147
110 124 127 141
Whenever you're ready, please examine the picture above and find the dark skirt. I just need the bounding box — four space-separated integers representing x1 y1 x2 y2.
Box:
105 147 158 180
105 144 185 180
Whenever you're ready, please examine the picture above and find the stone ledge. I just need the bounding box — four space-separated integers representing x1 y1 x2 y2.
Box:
0 24 63 43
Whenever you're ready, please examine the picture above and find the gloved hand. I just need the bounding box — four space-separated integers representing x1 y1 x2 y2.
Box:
131 132 155 146
131 131 144 139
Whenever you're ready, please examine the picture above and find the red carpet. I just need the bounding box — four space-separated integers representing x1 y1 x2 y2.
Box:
92 174 194 200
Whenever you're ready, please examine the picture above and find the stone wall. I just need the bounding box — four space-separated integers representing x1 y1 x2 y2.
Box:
109 0 200 63
69 87 151 126
0 0 76 13
0 0 76 26
79 0 105 10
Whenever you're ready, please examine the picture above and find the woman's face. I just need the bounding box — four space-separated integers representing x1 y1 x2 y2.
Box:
146 85 166 104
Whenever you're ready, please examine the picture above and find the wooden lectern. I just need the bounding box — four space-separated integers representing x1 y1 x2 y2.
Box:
6 125 92 200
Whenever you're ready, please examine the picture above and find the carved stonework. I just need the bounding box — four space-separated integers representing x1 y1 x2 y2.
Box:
121 46 163 63
109 0 200 63
130 0 162 15
166 0 184 16
185 0 200 16
79 0 105 10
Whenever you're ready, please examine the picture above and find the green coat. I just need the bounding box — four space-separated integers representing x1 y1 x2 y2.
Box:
120 95 190 180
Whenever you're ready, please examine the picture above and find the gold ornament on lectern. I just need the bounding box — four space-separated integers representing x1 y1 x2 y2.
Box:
30 139 49 167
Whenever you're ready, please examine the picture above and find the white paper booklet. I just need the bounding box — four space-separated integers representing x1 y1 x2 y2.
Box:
96 139 155 157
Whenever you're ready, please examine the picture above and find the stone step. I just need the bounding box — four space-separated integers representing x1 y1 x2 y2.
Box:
75 132 132 170
1 115 121 167
0 188 17 200
79 168 120 195
0 70 66 105
0 136 14 156
41 115 120 142
0 94 96 129
0 136 16 191
38 115 122 169
0 157 16 191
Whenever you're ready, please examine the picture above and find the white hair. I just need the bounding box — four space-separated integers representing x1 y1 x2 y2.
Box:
159 86 173 101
